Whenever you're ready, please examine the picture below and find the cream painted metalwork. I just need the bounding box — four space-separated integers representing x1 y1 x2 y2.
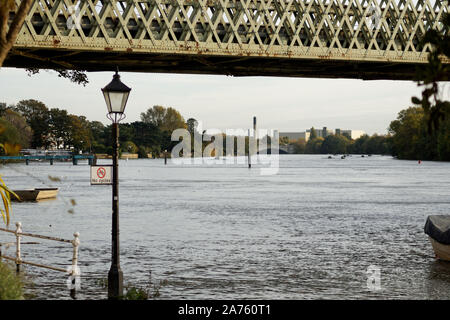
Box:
6 0 449 79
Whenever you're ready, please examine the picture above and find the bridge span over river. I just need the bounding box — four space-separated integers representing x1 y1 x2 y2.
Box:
4 0 449 80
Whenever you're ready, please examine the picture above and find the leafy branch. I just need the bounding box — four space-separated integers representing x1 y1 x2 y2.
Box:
412 12 450 133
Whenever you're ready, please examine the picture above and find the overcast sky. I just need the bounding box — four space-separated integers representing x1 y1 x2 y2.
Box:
0 67 435 135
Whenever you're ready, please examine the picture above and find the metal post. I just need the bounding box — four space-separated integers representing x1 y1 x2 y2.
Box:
248 129 251 169
50 158 53 165
15 222 22 273
25 159 29 165
108 123 123 299
164 149 167 165
253 116 258 155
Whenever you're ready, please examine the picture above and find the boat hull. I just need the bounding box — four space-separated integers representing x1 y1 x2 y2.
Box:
429 237 450 261
12 188 58 202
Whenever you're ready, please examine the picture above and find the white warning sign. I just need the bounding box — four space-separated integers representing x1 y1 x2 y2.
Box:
90 165 112 185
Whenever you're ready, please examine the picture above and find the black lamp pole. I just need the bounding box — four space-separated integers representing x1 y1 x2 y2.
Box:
102 69 131 299
108 121 122 298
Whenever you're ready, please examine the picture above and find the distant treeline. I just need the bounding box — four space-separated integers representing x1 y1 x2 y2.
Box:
285 105 450 161
286 128 391 155
0 100 187 157
1 100 449 161
388 106 450 161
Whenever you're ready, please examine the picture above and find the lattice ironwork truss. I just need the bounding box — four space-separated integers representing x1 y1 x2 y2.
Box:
4 0 449 80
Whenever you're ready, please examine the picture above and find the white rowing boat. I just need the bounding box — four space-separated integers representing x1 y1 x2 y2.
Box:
425 215 450 261
12 188 59 202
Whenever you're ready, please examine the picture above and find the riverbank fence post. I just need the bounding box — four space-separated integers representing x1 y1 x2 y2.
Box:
71 232 80 273
70 232 80 295
15 222 22 273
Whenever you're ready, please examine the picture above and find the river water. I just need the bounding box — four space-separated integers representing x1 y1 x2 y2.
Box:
1 154 450 300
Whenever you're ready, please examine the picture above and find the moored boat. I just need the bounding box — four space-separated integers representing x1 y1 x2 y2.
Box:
424 215 450 261
12 188 59 202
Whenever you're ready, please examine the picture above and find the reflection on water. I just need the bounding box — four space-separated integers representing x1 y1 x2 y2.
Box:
1 155 450 299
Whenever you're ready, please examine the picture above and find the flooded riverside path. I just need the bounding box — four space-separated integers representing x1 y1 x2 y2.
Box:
1 154 450 299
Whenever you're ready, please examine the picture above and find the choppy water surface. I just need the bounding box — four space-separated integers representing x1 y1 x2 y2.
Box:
1 155 450 300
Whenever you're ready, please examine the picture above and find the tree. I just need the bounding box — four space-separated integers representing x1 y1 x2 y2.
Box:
388 106 437 160
412 13 450 132
292 138 306 154
0 0 33 67
2 109 32 148
348 134 369 154
122 141 138 154
13 99 50 148
141 105 186 133
279 136 290 145
49 108 71 149
186 118 198 136
0 102 6 117
67 115 90 151
305 137 323 154
130 121 163 154
320 134 350 154
0 119 22 154
89 121 107 153
309 127 317 139
141 105 167 128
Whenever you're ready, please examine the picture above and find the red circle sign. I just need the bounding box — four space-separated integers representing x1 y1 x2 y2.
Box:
97 167 106 179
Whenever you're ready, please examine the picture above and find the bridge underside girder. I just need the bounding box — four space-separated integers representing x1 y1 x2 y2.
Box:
5 48 420 80
4 0 449 80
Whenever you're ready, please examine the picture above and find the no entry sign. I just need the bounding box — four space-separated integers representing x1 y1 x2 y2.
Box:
90 165 112 185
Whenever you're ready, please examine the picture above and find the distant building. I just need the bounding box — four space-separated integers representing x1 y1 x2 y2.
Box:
338 129 365 140
306 127 334 139
280 128 365 143
279 132 309 142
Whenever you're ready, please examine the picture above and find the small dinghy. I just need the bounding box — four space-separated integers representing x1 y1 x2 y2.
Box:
12 188 59 202
424 215 450 261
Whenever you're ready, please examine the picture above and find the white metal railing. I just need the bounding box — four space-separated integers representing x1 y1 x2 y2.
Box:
0 222 80 277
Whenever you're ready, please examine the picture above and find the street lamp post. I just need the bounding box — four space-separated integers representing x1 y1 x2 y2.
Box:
101 69 131 299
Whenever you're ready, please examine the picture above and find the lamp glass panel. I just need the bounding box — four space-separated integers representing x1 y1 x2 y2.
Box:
108 92 126 113
121 92 130 112
102 91 112 113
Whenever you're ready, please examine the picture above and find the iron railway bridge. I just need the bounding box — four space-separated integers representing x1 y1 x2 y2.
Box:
4 0 450 80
